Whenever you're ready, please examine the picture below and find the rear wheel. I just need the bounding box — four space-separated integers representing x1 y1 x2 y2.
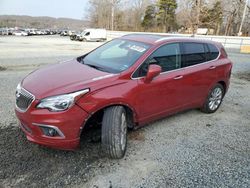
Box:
102 106 127 159
201 83 224 113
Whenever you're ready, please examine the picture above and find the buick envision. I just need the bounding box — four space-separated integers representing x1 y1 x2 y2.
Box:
15 34 232 158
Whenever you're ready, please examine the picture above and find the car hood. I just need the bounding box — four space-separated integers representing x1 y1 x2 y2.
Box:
22 59 115 99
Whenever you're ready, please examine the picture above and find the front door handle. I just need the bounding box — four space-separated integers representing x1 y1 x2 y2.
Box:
174 75 183 80
209 66 216 70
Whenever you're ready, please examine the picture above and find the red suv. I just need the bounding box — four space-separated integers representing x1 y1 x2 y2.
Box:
15 34 232 158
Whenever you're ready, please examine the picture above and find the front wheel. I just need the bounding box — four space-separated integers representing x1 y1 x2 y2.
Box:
102 106 127 159
201 83 224 113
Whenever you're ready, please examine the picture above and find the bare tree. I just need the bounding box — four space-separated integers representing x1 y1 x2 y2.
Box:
87 0 249 35
176 0 199 34
131 0 151 31
88 0 121 30
222 0 245 35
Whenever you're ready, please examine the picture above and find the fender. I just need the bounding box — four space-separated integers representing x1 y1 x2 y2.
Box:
76 81 139 123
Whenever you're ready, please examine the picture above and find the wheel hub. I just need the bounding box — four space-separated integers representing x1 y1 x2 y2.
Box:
208 87 223 111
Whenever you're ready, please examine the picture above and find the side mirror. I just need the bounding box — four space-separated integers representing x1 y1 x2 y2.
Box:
144 64 161 83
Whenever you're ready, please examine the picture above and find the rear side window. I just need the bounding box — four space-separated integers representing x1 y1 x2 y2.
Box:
181 43 207 67
207 43 219 60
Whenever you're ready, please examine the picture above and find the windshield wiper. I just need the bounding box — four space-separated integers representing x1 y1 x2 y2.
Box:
85 63 110 73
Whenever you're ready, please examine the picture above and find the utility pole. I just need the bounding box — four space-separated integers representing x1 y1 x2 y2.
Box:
238 0 249 36
111 0 114 31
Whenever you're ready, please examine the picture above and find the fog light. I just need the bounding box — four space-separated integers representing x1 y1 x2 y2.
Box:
32 123 65 138
40 127 59 137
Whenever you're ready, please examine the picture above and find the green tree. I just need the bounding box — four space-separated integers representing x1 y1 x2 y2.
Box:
156 0 177 32
141 5 156 31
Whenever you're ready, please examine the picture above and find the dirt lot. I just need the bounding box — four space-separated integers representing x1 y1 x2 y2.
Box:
0 36 249 188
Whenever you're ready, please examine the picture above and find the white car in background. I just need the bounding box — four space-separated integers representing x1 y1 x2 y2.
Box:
29 29 37 35
13 30 28 36
36 30 42 35
79 29 107 42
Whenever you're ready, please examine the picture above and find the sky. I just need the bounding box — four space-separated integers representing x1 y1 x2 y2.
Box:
0 0 89 20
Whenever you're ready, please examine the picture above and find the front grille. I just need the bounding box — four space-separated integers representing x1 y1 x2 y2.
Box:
16 87 35 112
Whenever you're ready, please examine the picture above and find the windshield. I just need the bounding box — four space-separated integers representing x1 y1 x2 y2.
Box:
81 39 151 73
81 31 87 35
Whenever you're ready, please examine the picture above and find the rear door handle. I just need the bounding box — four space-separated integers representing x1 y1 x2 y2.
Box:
209 66 216 70
174 75 183 80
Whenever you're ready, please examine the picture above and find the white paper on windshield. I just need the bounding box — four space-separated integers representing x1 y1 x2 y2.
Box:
128 45 146 53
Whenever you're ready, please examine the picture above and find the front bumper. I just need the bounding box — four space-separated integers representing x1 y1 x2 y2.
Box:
15 100 89 150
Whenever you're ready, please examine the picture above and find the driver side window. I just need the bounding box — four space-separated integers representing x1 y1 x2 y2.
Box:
134 43 181 77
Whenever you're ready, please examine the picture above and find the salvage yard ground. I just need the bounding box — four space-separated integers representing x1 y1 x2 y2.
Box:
0 36 249 188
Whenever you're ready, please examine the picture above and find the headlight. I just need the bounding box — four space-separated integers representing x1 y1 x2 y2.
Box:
16 82 23 99
36 89 89 112
16 83 21 93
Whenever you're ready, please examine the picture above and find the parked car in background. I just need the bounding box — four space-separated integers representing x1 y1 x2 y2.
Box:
68 30 75 36
50 30 57 35
60 30 68 36
70 31 81 40
0 28 9 35
15 35 232 159
13 30 28 36
0 28 3 35
41 30 47 35
0 27 58 36
29 29 36 35
79 28 107 42
7 28 13 35
36 30 42 35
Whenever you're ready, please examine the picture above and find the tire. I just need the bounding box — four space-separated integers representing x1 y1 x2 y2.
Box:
102 106 128 159
201 83 224 113
82 38 87 42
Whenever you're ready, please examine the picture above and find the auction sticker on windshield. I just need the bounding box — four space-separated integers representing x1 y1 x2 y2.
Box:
128 45 146 53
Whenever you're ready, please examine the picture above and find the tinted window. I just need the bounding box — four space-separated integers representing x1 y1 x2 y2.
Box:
207 43 219 60
182 43 206 67
134 43 181 77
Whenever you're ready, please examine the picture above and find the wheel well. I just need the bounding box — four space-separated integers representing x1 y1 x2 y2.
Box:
80 105 135 137
218 81 226 94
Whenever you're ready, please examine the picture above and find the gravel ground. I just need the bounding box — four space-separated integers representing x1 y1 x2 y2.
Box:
0 36 249 188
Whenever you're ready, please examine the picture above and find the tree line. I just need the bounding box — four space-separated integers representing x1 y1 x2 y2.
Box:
87 0 250 36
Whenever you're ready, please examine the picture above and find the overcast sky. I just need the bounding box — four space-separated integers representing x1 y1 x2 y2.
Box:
0 0 89 20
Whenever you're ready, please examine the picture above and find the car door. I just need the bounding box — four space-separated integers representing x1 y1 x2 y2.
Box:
133 43 188 123
179 42 219 107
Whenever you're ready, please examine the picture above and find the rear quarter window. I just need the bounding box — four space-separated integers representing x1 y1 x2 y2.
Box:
207 43 220 60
